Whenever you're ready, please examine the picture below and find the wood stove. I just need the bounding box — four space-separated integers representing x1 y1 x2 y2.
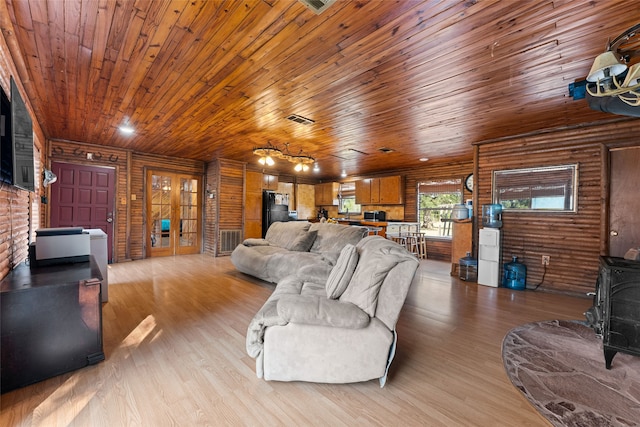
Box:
585 256 640 369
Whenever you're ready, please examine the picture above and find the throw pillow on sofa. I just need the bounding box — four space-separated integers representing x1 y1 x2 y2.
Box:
265 221 311 248
285 230 318 252
326 244 359 299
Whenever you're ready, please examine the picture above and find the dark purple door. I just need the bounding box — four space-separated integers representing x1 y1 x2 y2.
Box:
50 161 115 262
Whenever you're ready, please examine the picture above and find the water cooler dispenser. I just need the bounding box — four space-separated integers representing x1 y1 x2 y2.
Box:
482 204 502 228
478 204 503 287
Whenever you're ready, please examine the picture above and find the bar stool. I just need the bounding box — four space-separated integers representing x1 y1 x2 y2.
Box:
412 232 428 259
405 233 420 257
367 226 383 235
386 231 407 248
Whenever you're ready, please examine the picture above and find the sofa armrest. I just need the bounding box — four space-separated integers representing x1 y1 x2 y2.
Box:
276 294 370 329
243 238 270 246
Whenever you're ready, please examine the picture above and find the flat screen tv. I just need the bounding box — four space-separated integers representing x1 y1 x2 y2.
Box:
10 77 35 192
0 83 11 185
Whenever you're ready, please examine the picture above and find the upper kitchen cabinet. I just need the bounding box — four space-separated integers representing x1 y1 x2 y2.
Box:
315 182 339 206
263 174 278 190
356 178 377 203
355 176 403 205
379 175 403 204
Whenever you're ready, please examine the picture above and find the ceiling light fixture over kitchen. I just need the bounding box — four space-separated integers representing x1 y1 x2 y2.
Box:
253 142 315 172
253 142 281 166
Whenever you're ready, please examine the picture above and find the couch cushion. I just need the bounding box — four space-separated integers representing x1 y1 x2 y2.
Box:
285 230 317 252
308 223 368 254
231 244 290 282
339 237 412 317
276 295 370 329
326 244 359 299
266 251 329 284
265 221 311 248
339 257 400 317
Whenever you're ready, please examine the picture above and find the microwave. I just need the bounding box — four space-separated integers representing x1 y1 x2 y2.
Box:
364 211 386 221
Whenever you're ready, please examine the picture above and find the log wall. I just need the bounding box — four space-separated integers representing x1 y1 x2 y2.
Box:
45 140 205 262
130 153 204 260
476 119 640 295
47 139 130 261
362 160 474 261
203 161 218 256
1 29 46 281
207 159 245 257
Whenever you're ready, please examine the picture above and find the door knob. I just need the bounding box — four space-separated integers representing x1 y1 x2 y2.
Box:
610 230 618 236
106 218 113 223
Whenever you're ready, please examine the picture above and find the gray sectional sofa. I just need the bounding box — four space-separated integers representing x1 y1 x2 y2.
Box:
245 235 420 386
232 220 420 386
231 221 369 284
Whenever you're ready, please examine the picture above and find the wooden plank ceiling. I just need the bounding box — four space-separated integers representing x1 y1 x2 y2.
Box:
1 0 638 179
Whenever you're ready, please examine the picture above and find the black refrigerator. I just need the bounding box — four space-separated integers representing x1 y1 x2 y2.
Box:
262 190 289 237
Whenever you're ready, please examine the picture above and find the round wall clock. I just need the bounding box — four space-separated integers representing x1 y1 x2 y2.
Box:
464 173 474 192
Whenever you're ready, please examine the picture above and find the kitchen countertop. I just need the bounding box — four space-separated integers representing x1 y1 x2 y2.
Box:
334 219 418 227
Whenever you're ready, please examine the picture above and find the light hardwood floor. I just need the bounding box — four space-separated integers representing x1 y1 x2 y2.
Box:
0 254 592 426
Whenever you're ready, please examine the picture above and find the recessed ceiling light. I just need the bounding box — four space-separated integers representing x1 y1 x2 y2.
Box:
419 157 429 162
119 124 134 135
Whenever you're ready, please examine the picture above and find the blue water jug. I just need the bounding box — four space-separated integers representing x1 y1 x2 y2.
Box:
482 204 502 228
459 252 477 282
503 256 526 290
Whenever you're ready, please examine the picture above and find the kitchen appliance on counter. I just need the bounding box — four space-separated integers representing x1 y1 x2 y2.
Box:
364 210 386 221
262 191 290 237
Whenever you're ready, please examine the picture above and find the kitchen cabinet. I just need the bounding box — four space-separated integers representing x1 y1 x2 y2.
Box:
355 179 372 204
245 171 263 239
379 175 403 204
263 174 278 190
451 220 473 276
315 182 339 206
355 176 403 205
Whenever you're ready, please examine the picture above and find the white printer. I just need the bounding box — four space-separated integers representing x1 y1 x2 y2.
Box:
30 227 90 267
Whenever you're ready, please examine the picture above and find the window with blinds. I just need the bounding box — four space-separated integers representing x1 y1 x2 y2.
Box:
338 182 361 214
492 164 577 212
417 178 463 238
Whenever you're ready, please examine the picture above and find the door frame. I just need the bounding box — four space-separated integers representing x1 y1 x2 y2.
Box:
49 160 117 262
606 146 640 257
145 168 203 257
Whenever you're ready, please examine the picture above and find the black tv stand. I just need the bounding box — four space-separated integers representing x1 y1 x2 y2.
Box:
1 258 104 393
